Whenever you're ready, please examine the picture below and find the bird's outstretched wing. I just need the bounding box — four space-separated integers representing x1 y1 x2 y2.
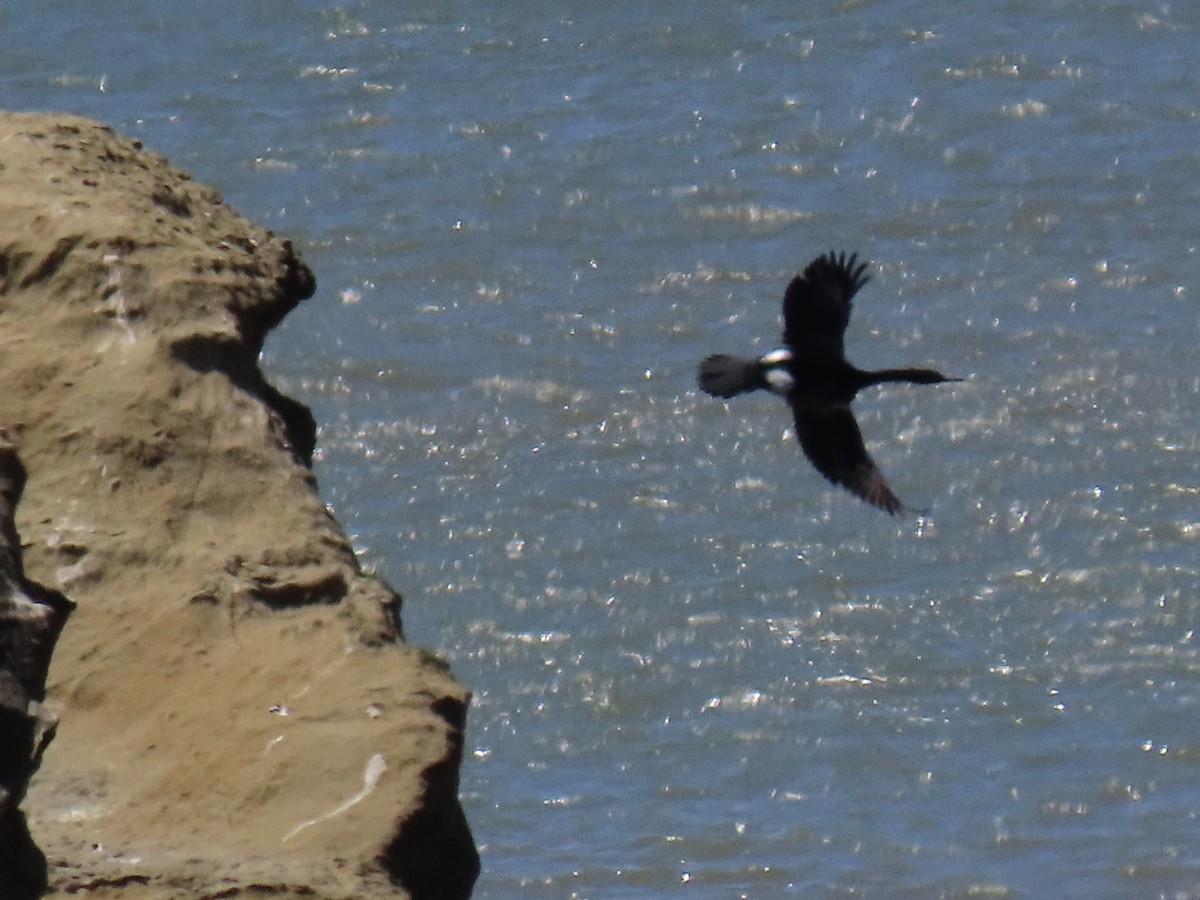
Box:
782 251 871 360
792 407 903 515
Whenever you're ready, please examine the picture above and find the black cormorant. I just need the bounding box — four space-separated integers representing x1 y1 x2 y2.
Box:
698 251 960 515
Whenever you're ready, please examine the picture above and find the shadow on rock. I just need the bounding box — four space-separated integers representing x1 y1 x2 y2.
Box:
0 436 74 899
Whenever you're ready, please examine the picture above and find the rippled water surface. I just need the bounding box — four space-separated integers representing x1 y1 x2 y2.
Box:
6 1 1200 896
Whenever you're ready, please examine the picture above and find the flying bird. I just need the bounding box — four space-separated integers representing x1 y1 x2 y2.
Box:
698 251 960 515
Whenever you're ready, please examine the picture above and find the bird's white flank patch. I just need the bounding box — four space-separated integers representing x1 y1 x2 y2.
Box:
765 367 795 394
761 348 794 394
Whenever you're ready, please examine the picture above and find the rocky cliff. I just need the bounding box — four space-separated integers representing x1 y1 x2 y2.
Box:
0 436 73 899
0 112 478 898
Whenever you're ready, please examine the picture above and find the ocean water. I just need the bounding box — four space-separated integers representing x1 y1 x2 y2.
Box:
5 1 1200 896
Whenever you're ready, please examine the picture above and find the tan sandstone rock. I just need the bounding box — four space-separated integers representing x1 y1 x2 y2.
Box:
0 112 478 898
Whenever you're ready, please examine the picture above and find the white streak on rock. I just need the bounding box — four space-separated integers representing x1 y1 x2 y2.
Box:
283 753 387 842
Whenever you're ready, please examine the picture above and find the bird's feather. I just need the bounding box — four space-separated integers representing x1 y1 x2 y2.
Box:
782 251 871 360
697 353 763 398
792 407 903 515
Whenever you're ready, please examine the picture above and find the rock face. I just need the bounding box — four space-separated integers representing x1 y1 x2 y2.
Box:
0 436 73 900
0 112 478 898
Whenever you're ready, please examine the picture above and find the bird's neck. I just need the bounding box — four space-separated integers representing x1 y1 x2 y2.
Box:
861 367 954 386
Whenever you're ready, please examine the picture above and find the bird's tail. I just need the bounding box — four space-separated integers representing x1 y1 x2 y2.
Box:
698 354 763 398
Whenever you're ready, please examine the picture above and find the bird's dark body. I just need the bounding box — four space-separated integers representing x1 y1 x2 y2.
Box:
697 251 959 515
788 358 865 408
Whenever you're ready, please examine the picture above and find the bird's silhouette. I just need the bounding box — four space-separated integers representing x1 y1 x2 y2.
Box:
698 251 960 515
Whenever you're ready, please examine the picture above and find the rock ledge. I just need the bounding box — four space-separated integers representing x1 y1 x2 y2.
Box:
0 112 477 899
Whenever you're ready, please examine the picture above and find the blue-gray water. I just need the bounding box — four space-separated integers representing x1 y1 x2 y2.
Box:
5 2 1200 896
